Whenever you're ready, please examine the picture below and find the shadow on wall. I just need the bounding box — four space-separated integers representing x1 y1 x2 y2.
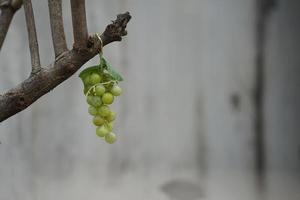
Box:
161 179 203 200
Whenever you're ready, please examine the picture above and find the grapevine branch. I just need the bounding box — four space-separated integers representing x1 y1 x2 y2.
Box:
0 11 131 122
23 0 41 73
70 0 88 49
0 0 22 50
48 0 67 57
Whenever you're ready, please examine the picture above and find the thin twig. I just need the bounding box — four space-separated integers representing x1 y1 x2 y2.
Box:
48 0 67 57
23 0 41 73
70 0 88 49
0 0 22 50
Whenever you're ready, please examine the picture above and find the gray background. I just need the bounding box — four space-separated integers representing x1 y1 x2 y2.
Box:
0 0 299 200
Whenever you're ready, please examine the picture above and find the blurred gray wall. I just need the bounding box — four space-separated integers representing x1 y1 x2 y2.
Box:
0 0 299 200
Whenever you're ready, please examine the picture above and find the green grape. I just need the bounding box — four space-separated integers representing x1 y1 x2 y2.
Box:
105 132 117 144
86 95 94 105
107 121 114 131
84 76 91 85
98 105 110 117
93 116 105 126
96 125 109 137
102 93 114 104
88 106 98 116
111 85 122 96
93 96 102 107
95 84 105 96
106 111 116 122
90 73 101 85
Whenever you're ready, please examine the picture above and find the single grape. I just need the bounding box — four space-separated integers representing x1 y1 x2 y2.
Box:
111 85 122 96
95 84 105 96
88 106 98 116
106 111 116 122
84 76 91 85
86 95 94 105
98 105 110 117
107 121 114 131
93 96 102 107
93 116 105 126
96 125 109 137
90 73 101 85
102 93 114 104
105 132 117 144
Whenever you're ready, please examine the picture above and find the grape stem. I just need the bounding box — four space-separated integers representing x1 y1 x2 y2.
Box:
85 80 117 97
85 85 96 97
102 80 117 85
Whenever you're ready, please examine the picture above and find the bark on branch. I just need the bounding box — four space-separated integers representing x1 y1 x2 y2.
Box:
23 0 41 73
0 12 131 122
70 0 88 49
0 0 22 50
48 0 68 56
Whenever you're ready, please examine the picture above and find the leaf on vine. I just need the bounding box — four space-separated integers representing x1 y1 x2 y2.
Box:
79 56 123 85
101 57 124 82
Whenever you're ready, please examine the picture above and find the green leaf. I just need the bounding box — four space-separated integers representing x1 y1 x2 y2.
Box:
79 65 100 82
102 57 124 81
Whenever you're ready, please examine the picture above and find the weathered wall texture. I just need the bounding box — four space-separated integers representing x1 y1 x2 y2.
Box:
0 0 299 200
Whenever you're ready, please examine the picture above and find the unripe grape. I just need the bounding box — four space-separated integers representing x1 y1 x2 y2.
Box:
93 96 102 107
96 125 109 137
88 106 98 116
102 93 114 104
86 95 94 105
98 105 110 117
111 85 122 96
93 116 105 126
106 111 116 122
107 121 114 131
105 132 117 144
84 76 91 85
95 84 105 96
90 73 101 85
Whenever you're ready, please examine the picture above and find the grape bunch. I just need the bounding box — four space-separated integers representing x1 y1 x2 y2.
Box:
80 57 123 144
